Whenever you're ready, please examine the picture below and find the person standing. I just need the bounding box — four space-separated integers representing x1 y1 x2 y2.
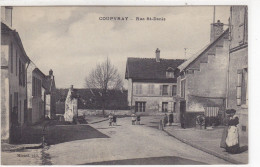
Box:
163 114 168 127
108 113 113 126
131 113 136 125
112 114 117 126
225 109 240 154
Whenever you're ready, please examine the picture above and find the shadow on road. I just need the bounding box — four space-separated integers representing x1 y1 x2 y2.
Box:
81 156 207 165
46 125 109 145
18 124 109 145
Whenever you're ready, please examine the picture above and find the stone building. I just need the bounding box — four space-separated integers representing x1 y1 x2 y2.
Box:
125 49 186 119
1 7 30 142
27 63 47 124
175 20 230 127
227 6 248 146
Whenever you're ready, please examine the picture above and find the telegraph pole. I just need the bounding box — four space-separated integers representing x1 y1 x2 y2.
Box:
184 48 188 58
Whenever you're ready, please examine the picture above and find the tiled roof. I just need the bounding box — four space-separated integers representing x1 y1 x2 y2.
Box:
125 58 186 80
178 28 229 72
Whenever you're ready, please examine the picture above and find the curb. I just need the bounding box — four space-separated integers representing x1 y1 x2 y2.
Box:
163 129 243 164
3 143 43 152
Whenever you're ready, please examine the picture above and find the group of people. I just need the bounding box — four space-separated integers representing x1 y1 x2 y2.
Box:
108 113 117 126
221 109 241 154
131 113 141 125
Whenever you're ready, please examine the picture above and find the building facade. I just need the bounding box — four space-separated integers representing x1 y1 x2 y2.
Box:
45 69 56 119
227 6 248 145
125 49 185 120
175 21 230 127
1 7 30 142
27 63 47 124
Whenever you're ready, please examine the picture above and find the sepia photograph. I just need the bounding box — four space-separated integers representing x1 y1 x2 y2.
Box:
1 5 248 165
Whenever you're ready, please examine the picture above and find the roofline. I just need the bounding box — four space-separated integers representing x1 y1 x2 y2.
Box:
33 68 46 78
1 21 30 63
178 28 229 72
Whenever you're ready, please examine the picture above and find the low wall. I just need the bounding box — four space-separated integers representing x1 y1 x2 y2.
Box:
78 109 132 116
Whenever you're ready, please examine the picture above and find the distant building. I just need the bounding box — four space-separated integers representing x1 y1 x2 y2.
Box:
27 64 47 124
175 20 230 127
227 6 248 145
45 69 56 119
1 7 30 142
125 49 186 119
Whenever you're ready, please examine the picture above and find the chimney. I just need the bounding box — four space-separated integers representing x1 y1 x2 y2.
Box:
155 48 160 62
2 6 13 27
70 85 74 91
49 69 53 76
210 20 224 42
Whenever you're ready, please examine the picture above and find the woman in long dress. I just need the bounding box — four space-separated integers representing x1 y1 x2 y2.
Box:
225 109 240 154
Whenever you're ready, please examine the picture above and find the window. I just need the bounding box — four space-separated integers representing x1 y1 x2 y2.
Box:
241 68 248 106
162 102 168 112
148 84 154 94
166 71 174 78
16 50 18 76
181 80 186 98
32 77 35 96
10 42 13 73
19 59 21 85
135 101 146 112
239 7 248 45
135 84 142 95
172 85 177 96
236 69 242 105
162 85 168 95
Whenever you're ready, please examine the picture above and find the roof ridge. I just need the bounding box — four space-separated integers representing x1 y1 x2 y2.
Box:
128 57 186 61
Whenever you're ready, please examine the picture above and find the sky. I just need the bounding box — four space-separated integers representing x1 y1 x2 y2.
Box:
12 6 230 89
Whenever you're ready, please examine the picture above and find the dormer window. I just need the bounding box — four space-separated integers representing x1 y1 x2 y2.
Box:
166 67 174 78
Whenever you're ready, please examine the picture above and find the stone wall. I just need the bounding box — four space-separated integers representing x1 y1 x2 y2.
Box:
78 109 131 116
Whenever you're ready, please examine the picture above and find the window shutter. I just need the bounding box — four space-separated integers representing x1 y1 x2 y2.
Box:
237 70 242 106
160 85 163 95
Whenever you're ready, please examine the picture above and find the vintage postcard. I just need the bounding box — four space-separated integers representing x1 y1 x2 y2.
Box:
1 5 248 165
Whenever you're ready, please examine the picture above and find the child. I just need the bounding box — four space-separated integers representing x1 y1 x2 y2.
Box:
131 113 136 125
108 113 113 126
112 114 117 126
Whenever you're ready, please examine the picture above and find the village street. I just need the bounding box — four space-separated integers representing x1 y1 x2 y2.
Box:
2 117 228 165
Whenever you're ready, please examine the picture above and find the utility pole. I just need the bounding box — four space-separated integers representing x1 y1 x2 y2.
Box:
184 48 188 58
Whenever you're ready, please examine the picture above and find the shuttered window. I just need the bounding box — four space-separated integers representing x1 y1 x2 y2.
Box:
237 69 242 106
10 42 13 73
162 85 168 95
172 85 177 96
135 84 142 95
148 84 154 94
181 79 186 98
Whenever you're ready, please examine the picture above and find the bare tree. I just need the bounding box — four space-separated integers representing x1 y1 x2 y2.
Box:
85 58 123 116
